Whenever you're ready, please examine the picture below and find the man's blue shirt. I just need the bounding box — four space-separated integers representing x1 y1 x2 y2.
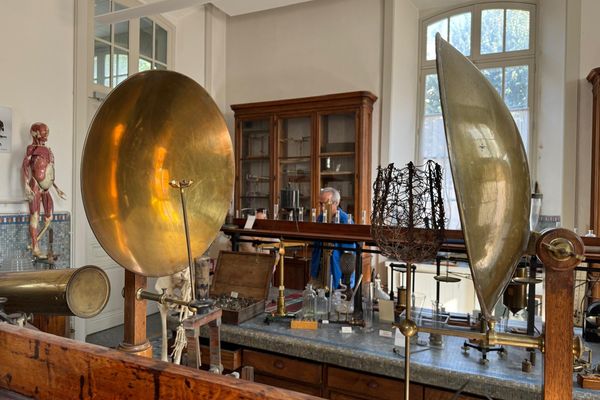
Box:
310 208 356 289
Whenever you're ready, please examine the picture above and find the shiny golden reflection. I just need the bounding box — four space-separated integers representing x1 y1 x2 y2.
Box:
82 71 234 277
436 35 530 319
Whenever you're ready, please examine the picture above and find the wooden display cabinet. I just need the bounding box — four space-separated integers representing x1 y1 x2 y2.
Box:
231 91 377 223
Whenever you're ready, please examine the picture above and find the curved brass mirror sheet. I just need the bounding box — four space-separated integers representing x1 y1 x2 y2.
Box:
81 70 234 277
435 35 530 318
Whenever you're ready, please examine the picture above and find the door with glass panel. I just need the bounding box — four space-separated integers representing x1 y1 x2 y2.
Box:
319 112 356 219
277 115 312 221
238 118 273 217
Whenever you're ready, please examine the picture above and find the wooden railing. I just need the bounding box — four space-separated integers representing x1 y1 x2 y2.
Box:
0 323 320 400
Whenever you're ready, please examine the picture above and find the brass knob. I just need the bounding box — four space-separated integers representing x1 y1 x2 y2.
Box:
397 318 418 338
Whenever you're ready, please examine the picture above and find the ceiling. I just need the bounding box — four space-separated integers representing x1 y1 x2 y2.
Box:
96 0 316 24
211 0 315 16
101 0 519 25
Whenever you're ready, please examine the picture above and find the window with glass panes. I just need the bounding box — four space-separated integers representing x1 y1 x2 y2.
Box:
93 0 171 89
418 3 535 229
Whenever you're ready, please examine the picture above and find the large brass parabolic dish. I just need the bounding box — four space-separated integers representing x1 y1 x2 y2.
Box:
436 35 530 318
81 71 234 277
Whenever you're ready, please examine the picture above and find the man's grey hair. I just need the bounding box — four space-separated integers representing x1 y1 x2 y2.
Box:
321 187 341 204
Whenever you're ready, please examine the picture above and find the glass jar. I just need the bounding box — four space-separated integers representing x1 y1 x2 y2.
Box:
302 284 317 320
316 289 327 320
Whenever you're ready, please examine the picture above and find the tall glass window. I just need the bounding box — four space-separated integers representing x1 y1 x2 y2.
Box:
418 3 535 229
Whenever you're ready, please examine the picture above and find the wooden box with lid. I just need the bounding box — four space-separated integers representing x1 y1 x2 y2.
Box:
211 251 275 324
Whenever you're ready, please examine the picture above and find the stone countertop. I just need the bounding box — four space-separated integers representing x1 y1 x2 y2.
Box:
214 313 600 400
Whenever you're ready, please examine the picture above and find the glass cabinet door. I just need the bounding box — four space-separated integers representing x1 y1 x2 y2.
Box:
278 116 312 220
319 113 356 217
240 118 271 216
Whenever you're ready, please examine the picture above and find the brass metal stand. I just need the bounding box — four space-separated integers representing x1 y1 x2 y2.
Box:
170 179 196 301
397 262 417 400
257 241 306 318
276 240 286 317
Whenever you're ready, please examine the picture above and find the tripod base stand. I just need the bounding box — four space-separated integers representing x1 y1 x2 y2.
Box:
461 340 506 365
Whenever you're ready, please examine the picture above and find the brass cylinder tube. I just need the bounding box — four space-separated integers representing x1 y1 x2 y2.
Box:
0 265 110 318
417 325 544 351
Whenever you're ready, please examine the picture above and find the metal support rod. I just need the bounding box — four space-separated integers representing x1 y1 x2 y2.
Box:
355 242 363 313
404 262 413 400
435 256 441 309
417 325 544 350
136 288 208 312
526 256 538 336
170 179 196 302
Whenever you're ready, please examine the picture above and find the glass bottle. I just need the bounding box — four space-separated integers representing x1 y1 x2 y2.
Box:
362 282 374 332
316 289 327 320
329 290 343 321
302 284 317 320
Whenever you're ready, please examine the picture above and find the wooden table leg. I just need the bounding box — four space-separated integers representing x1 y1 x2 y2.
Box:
209 317 222 373
185 323 201 369
183 309 222 372
118 270 153 357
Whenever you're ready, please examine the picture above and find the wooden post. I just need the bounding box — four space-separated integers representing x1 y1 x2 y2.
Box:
536 228 584 400
543 268 574 399
118 270 152 357
588 67 600 233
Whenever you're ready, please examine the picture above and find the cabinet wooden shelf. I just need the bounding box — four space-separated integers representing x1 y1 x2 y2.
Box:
232 91 376 221
321 171 353 176
241 156 269 161
320 151 354 157
279 157 311 162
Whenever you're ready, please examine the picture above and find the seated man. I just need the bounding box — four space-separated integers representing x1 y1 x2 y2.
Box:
310 187 356 289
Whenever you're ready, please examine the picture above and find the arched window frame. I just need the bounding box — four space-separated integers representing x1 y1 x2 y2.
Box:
416 1 537 229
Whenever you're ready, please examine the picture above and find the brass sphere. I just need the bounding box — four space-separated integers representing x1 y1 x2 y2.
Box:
398 318 418 338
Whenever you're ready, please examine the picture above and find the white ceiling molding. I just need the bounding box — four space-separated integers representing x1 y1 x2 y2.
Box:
95 0 209 24
211 0 314 16
95 0 316 23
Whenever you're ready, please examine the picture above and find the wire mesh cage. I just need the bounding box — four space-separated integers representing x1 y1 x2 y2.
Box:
371 161 445 263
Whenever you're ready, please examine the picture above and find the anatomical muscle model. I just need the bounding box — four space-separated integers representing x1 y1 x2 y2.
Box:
22 122 66 258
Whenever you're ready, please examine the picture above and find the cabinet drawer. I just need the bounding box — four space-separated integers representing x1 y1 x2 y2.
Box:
200 344 242 371
327 366 423 400
243 349 322 384
424 387 485 400
329 390 366 400
255 373 322 397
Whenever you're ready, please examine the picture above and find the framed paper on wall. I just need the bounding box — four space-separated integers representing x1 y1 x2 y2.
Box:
0 106 12 153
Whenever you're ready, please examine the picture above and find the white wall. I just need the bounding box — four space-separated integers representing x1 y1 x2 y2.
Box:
576 0 600 232
534 0 567 223
226 0 384 161
0 0 74 214
174 7 207 87
381 0 419 168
